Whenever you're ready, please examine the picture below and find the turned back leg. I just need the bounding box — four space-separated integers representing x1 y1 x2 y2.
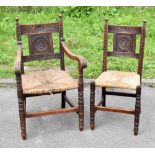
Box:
61 91 66 108
102 87 106 106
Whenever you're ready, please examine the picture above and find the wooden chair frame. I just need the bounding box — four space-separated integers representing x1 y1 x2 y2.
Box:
90 19 146 135
15 16 87 140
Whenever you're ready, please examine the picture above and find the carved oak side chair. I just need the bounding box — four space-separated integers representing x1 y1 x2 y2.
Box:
15 16 87 140
90 19 146 135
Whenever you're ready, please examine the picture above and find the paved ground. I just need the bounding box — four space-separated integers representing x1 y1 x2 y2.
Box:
0 86 155 147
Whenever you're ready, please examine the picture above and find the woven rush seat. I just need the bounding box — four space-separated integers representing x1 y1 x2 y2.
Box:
22 69 78 94
95 71 140 90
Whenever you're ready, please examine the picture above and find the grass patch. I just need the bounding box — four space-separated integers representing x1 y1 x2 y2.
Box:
0 6 155 79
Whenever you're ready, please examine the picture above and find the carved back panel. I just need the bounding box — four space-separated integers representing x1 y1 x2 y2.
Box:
113 33 136 53
107 25 142 58
103 19 146 77
16 17 63 63
28 33 54 56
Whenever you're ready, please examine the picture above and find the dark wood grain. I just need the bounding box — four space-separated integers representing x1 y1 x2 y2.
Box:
90 19 146 135
20 22 59 35
26 107 79 118
15 16 87 139
108 25 141 34
134 86 141 135
95 106 135 115
107 51 139 58
90 81 95 130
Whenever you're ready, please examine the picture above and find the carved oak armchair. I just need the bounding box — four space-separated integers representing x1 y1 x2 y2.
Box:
15 16 87 140
90 19 146 135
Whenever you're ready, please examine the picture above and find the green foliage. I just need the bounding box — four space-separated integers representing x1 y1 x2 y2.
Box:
0 6 155 79
59 6 95 17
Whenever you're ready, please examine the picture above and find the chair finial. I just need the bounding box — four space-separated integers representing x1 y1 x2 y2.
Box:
59 14 63 20
105 18 108 22
16 17 19 24
143 19 146 26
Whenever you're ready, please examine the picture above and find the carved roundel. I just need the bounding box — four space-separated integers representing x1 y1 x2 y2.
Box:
33 35 48 52
114 33 136 53
28 33 53 55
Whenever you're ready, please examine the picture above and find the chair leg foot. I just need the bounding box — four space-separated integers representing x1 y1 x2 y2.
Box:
21 133 27 140
79 125 84 131
78 90 84 131
79 105 84 132
79 112 84 131
134 114 140 136
20 119 27 140
134 86 141 136
90 81 95 130
79 103 84 131
90 114 95 130
90 124 95 130
19 99 27 140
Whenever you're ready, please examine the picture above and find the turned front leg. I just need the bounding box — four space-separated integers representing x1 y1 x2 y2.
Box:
134 86 141 135
18 98 27 140
90 81 95 130
78 69 84 131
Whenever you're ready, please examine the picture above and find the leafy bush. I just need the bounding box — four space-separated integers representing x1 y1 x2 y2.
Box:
59 6 95 17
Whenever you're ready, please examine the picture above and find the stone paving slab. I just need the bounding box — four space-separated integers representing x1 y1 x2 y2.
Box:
0 86 155 147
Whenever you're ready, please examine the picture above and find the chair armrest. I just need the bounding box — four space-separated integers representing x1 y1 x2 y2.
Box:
60 38 87 70
15 45 23 76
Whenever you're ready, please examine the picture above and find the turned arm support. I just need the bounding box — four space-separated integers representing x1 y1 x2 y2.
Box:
60 38 87 70
15 44 23 76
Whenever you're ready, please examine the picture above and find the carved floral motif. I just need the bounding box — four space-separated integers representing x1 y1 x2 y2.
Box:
28 33 53 55
114 33 136 53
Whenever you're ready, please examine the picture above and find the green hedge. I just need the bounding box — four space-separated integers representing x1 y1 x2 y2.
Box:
0 7 155 79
